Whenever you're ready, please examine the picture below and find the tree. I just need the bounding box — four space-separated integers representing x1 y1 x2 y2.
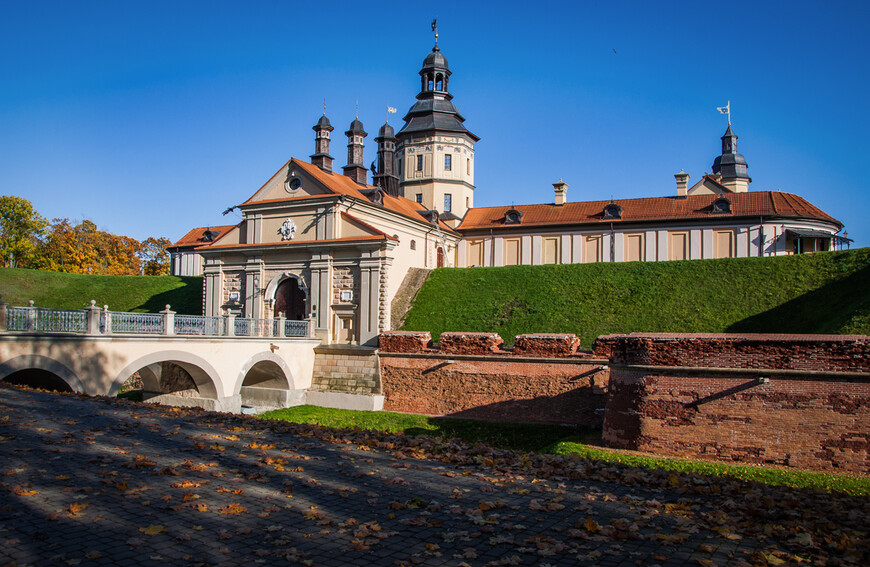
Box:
0 195 48 268
36 218 142 275
139 237 171 275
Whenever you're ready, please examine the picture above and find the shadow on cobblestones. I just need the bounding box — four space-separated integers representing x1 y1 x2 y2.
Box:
1 385 867 566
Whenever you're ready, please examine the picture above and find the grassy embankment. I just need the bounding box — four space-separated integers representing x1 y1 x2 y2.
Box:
401 248 870 347
258 405 870 496
0 267 202 314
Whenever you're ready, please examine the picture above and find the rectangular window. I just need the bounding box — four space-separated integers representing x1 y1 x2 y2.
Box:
468 240 485 267
415 194 423 204
503 238 521 266
397 159 403 176
416 155 423 171
542 237 560 264
444 154 452 171
715 230 734 258
466 158 471 175
583 235 602 263
444 194 452 212
625 233 644 262
669 232 688 261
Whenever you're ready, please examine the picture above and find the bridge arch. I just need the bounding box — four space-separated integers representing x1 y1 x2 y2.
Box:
0 354 85 393
110 350 222 399
233 352 295 395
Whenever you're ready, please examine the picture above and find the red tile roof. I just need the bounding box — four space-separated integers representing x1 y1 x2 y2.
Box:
241 158 457 233
169 225 237 249
459 191 840 231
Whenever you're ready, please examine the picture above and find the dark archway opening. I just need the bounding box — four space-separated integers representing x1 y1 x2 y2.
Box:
274 278 306 320
3 369 73 392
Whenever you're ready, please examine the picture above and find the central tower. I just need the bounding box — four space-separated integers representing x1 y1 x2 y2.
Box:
396 42 479 221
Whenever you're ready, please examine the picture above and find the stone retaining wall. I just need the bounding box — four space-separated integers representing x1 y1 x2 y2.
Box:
379 331 608 426
312 346 380 395
598 333 870 474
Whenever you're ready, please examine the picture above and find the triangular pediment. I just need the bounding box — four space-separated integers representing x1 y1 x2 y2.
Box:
243 159 334 204
687 175 732 196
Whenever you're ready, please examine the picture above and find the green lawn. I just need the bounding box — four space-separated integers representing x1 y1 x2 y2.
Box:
0 268 202 313
258 405 870 496
401 248 870 347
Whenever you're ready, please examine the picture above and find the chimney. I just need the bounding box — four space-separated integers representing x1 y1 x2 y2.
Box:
553 179 568 206
675 170 690 197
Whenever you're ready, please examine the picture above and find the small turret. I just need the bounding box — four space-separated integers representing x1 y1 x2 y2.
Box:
310 114 334 172
342 118 368 185
712 124 750 192
373 122 400 197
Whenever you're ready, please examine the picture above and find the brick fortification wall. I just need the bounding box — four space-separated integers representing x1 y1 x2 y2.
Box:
596 333 870 474
379 332 608 426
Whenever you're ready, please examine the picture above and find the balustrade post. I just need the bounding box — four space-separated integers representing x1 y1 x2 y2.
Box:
0 295 7 332
102 305 111 334
225 313 236 337
276 315 286 338
306 316 316 339
161 305 175 336
86 300 101 335
25 300 36 331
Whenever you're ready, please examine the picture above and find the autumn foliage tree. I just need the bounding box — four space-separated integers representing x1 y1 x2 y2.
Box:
0 195 48 268
0 195 172 275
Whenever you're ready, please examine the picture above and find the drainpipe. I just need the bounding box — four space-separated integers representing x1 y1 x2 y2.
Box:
610 223 615 263
490 228 494 267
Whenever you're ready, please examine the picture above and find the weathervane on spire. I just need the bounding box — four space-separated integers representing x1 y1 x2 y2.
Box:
431 18 438 47
355 100 359 119
322 99 326 115
717 100 731 126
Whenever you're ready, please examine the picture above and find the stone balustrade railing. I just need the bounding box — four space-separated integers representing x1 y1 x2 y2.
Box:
0 298 314 339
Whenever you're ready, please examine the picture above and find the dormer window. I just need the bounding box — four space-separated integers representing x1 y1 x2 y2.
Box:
504 208 524 225
603 203 623 220
712 197 732 214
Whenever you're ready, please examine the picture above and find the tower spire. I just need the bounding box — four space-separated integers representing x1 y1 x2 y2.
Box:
431 18 438 48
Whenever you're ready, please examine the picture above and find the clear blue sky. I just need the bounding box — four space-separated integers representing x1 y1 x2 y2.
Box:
2 1 868 247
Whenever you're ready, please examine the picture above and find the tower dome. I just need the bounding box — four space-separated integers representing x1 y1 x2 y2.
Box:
422 47 449 72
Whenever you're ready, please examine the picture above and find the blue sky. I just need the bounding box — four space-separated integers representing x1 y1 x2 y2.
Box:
1 1 868 247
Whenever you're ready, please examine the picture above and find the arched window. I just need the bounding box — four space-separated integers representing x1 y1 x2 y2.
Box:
435 74 443 91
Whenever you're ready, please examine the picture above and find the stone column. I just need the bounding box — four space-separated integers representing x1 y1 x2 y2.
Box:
161 305 176 336
85 300 101 335
0 295 7 332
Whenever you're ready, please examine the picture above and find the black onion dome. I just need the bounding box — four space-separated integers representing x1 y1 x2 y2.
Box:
378 122 395 138
313 114 333 130
345 118 366 136
422 47 449 71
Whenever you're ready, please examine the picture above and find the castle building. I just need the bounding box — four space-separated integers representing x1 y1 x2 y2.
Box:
171 39 846 345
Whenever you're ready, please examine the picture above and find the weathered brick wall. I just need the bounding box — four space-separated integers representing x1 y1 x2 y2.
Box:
600 334 870 474
379 331 608 426
312 347 380 394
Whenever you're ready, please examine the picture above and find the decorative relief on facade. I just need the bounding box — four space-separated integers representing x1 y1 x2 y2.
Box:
279 218 297 240
332 267 360 304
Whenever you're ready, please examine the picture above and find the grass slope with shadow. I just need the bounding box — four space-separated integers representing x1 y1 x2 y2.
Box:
0 268 202 313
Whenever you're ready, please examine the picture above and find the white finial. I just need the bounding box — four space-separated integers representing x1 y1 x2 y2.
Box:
323 99 326 115
355 100 359 119
717 101 731 126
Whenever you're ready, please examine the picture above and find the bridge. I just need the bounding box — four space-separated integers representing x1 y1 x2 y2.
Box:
0 300 321 413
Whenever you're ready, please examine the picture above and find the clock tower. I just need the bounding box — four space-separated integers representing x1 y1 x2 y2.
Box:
396 42 479 220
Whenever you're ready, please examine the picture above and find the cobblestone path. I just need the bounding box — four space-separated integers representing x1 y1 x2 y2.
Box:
0 386 866 566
